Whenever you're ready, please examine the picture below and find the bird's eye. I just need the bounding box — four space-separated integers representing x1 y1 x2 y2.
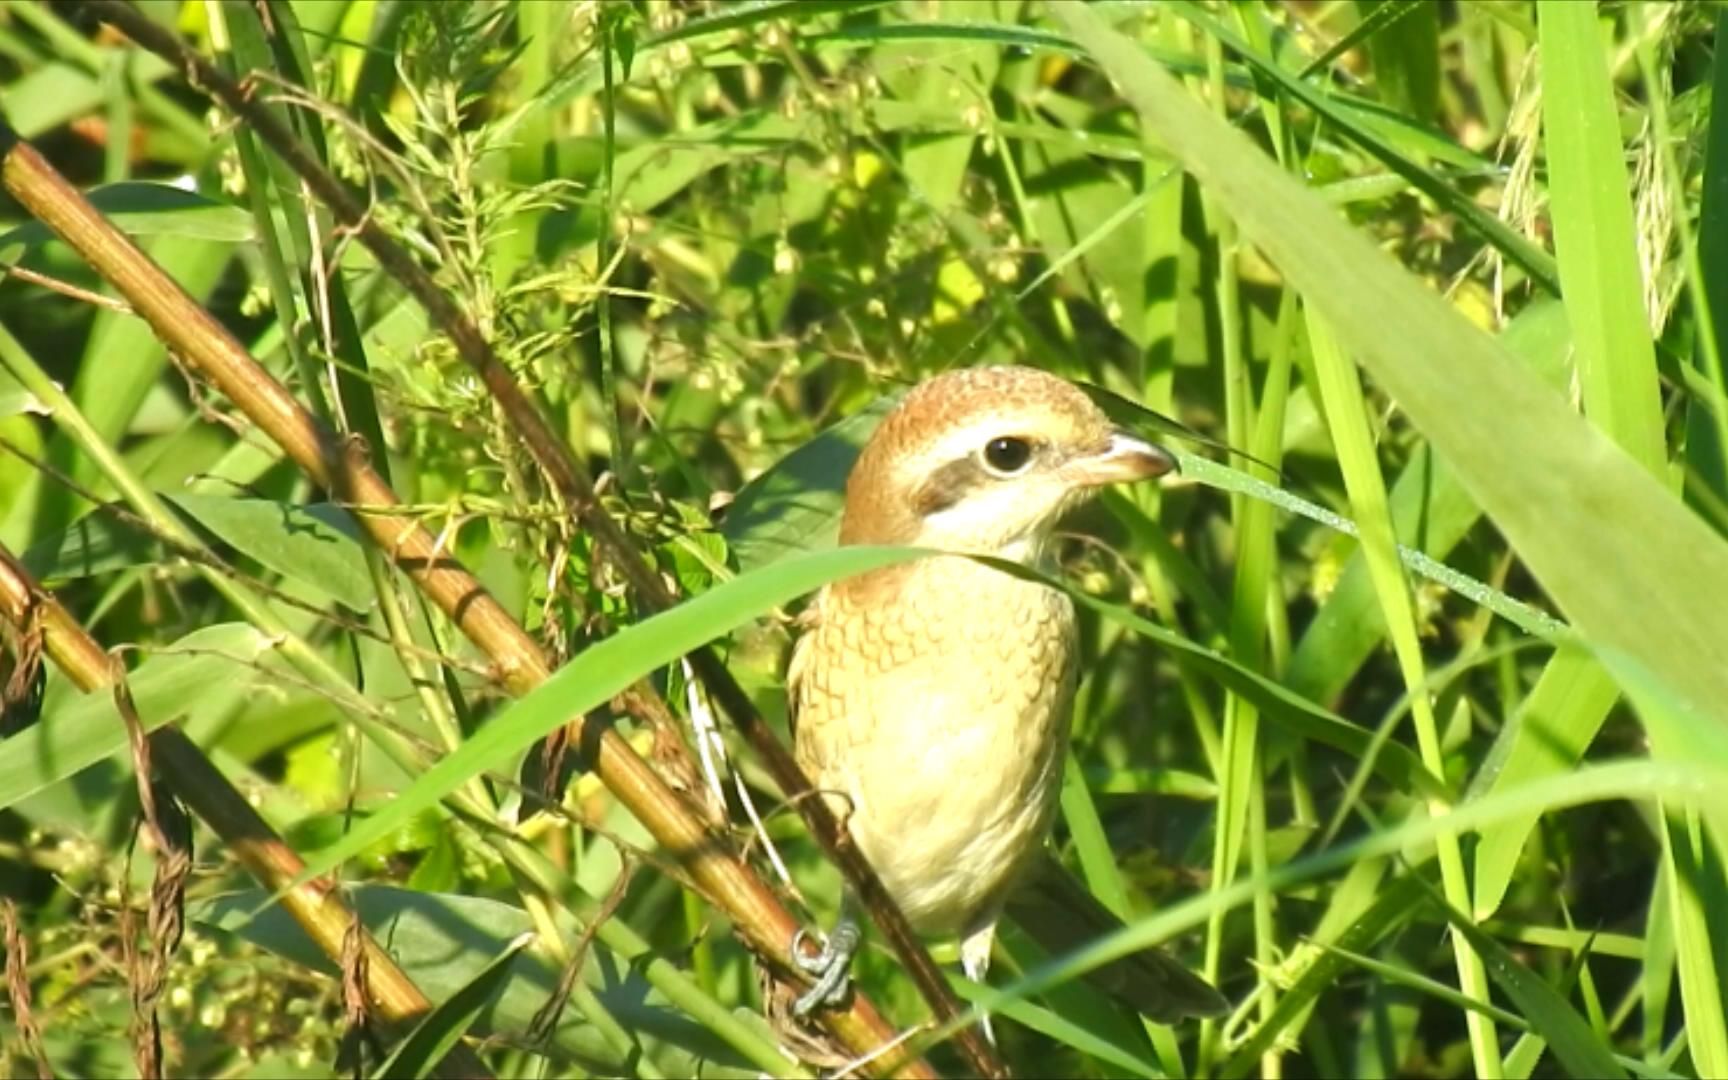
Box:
981 436 1034 476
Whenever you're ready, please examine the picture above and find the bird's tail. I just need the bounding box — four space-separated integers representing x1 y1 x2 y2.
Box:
1005 853 1229 1023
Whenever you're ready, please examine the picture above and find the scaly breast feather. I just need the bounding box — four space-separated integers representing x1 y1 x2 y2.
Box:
790 557 1077 933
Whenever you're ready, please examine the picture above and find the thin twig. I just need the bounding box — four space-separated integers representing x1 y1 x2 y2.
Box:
1 262 134 312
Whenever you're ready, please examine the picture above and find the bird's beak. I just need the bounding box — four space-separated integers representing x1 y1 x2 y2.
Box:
1069 431 1178 487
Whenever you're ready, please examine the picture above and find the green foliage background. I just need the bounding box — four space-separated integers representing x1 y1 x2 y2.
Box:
2 1 1727 1077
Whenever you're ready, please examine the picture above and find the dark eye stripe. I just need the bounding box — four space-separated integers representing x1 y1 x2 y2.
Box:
911 457 985 516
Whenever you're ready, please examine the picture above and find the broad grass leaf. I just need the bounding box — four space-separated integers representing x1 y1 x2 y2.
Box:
722 395 895 570
23 497 373 614
171 496 373 613
0 182 253 259
194 887 754 1076
0 624 274 810
373 933 534 1080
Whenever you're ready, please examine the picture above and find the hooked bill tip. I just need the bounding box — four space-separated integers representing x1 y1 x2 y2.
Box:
1071 431 1177 486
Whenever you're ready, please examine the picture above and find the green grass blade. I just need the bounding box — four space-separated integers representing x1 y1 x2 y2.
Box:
1470 649 1618 917
930 759 1727 1054
1537 0 1667 477
1053 2 1728 763
646 0 889 47
1656 805 1728 1072
1286 297 1573 705
1429 883 1628 1079
1299 0 1424 80
950 974 1162 1078
196 886 772 1075
1304 313 1501 1076
286 545 925 889
1167 0 1558 292
1688 9 1728 501
1465 1 1671 921
373 932 533 1080
0 624 273 809
1359 0 1440 123
1220 863 1428 1077
1046 576 1446 800
1172 447 1563 638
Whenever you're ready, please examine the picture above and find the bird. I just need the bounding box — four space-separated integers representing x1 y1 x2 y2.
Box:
785 364 1226 1029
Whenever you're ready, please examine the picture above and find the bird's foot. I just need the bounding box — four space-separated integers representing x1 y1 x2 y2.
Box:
791 919 861 1016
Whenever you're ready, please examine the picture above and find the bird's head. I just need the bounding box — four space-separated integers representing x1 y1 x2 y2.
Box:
839 366 1176 562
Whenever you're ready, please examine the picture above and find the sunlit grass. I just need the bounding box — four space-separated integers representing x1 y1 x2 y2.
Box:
1 1 1724 1077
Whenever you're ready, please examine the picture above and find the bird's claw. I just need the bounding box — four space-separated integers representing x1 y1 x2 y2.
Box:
791 920 861 1015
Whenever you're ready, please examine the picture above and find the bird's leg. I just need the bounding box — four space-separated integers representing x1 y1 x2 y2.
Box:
791 892 861 1015
960 919 999 1045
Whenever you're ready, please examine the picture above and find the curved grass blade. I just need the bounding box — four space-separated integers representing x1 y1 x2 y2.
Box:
285 545 925 893
645 0 890 47
982 556 1448 799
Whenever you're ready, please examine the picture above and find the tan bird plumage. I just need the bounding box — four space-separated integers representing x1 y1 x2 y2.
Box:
787 365 1222 1023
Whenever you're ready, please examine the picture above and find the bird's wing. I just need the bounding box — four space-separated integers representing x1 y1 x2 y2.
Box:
1006 851 1228 1022
783 588 825 753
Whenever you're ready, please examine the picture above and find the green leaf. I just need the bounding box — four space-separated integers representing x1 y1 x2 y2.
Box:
1220 861 1420 1077
22 497 373 613
373 932 533 1080
1166 1 1558 293
1538 0 1667 477
949 976 1162 1079
1358 0 1440 123
870 0 1003 218
722 395 896 571
1656 808 1728 1080
1428 884 1628 1079
1287 297 1574 706
1589 642 1728 1077
1687 10 1728 501
991 557 1448 799
1469 648 1619 917
194 887 754 1075
645 0 890 48
943 759 1727 1056
0 182 254 258
0 624 274 810
21 509 160 584
1299 0 1423 80
170 495 373 613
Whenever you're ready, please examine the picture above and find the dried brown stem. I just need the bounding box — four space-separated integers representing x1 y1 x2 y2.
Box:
19 6 982 1071
2 899 53 1079
0 543 491 1080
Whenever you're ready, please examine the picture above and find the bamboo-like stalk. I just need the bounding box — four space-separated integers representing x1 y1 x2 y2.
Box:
6 12 974 1071
0 544 491 1080
59 10 996 1073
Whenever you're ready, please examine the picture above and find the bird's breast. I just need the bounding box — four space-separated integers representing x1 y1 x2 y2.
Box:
792 556 1078 934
